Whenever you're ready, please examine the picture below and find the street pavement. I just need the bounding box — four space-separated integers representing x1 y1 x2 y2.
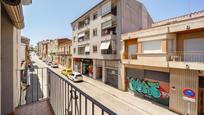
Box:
30 53 178 115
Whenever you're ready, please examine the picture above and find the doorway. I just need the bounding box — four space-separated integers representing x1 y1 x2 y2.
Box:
199 77 204 115
96 67 102 81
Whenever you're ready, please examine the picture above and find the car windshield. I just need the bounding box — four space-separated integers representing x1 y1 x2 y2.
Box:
70 74 74 76
76 75 82 77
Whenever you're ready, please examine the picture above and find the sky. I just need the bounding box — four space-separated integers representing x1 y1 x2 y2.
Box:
22 0 204 46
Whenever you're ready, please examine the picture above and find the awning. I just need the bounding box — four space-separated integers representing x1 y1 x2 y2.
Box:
85 46 90 52
78 32 85 38
100 41 110 50
1 0 25 29
101 20 112 29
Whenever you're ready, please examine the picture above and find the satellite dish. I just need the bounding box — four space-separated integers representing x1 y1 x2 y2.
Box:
21 0 32 5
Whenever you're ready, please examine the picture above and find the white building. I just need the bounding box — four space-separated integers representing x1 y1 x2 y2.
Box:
71 0 153 89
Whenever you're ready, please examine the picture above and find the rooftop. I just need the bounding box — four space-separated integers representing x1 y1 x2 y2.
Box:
152 10 204 27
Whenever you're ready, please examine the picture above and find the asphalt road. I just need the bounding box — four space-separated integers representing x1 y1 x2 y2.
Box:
29 53 177 115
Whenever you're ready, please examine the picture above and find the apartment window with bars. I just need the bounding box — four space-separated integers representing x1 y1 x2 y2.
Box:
93 45 97 53
93 28 97 37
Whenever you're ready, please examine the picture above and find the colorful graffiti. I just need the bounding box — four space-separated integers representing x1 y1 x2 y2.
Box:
129 79 161 98
129 78 169 106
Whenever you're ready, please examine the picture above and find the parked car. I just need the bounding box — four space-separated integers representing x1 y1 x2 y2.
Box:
61 68 72 76
51 62 58 68
46 61 52 66
68 72 83 82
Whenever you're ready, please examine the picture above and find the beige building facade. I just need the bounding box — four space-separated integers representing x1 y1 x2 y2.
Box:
72 0 153 89
121 11 204 115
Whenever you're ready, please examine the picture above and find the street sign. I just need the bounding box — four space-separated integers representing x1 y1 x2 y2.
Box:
183 88 195 98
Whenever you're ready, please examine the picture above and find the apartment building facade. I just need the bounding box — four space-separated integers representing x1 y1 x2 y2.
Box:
58 38 72 68
121 11 204 115
72 0 153 89
45 38 72 68
37 40 51 60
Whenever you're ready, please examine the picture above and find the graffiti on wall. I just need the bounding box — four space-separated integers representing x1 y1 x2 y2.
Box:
129 79 161 98
129 78 169 106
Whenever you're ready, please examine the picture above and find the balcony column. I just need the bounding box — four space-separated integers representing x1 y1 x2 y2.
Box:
102 60 107 83
118 62 126 91
93 59 97 79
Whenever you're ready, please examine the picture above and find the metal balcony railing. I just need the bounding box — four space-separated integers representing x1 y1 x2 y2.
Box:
17 66 117 115
123 53 137 60
57 51 71 56
168 51 204 63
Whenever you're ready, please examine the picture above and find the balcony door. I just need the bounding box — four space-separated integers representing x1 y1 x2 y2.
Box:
184 38 204 62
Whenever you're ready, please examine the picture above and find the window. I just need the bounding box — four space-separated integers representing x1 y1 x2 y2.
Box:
73 48 76 54
93 12 98 20
72 24 76 31
93 45 97 53
128 45 137 55
73 36 76 42
93 29 97 36
142 40 162 54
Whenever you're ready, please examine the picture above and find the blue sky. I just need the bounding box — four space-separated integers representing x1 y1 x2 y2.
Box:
22 0 204 46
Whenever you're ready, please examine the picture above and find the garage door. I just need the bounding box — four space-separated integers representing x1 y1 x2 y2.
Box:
106 69 118 88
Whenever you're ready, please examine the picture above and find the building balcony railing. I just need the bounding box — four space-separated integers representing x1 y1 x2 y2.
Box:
17 67 117 115
57 51 71 56
168 51 204 63
123 51 204 64
123 53 138 60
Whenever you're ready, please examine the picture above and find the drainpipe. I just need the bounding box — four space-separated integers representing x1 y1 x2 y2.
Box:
1 0 25 29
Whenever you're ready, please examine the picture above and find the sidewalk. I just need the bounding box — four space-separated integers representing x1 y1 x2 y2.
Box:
83 76 178 115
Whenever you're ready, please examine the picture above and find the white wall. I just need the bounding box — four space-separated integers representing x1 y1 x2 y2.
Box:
20 43 26 62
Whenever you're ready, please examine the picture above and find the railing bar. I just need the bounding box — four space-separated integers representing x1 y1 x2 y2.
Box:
79 93 81 115
75 91 77 115
71 87 73 115
85 98 87 115
102 109 104 115
42 68 44 99
60 78 62 115
37 69 39 101
92 102 94 115
31 70 33 103
65 82 67 115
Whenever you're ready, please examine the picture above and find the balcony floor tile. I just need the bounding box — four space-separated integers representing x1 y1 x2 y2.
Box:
15 99 53 115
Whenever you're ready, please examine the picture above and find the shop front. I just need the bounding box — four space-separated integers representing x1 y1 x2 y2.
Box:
126 68 170 107
81 59 93 77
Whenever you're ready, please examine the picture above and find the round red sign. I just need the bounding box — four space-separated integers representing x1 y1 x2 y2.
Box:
183 89 195 98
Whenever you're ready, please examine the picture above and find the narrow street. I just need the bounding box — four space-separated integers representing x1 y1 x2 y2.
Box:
30 53 177 115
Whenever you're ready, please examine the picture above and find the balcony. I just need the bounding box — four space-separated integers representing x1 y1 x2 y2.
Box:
57 51 71 56
78 18 90 30
15 68 116 115
168 51 204 70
